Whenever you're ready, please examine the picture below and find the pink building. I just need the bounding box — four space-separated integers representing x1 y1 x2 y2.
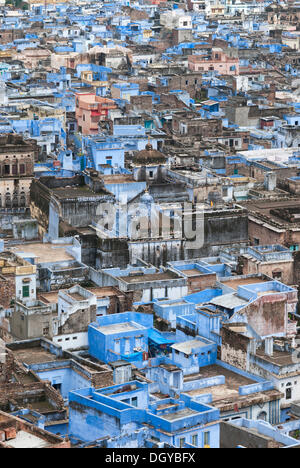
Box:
188 48 239 75
75 93 117 135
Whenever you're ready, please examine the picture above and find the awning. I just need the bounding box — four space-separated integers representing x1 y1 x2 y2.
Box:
148 328 175 346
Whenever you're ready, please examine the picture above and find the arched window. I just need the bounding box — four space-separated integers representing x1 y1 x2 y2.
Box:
12 196 19 208
19 192 26 207
5 193 11 208
257 411 267 421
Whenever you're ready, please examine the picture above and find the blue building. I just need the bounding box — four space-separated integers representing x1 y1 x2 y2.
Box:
69 382 220 448
88 312 153 364
171 338 218 375
84 136 125 170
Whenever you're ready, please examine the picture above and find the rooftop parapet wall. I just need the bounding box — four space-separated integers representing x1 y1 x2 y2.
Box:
247 245 293 262
239 380 275 396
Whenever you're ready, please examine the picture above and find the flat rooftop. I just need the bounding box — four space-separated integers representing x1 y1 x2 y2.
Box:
5 430 51 449
11 347 63 366
255 348 295 367
66 292 86 301
209 293 248 309
185 364 254 395
52 186 107 199
38 292 59 304
86 287 121 298
159 407 198 422
241 199 300 226
159 301 187 308
172 340 208 355
97 321 144 335
121 272 179 284
182 268 205 277
9 243 74 263
223 277 270 290
239 147 300 163
103 174 136 184
187 383 240 402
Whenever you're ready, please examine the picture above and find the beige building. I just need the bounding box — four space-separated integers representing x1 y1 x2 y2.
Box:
0 134 35 211
282 35 300 51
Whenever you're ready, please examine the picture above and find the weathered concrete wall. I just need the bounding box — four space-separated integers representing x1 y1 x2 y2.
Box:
187 272 217 294
10 306 53 341
244 296 286 337
60 305 97 335
244 257 294 285
221 326 249 371
220 421 281 448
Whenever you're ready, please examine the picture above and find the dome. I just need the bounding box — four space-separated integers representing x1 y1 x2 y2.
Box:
140 189 154 204
133 143 167 165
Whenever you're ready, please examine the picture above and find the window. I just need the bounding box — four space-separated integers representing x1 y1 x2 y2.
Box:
22 285 30 298
192 434 198 446
115 339 120 354
131 397 138 407
124 339 130 355
272 271 282 280
204 431 210 447
286 387 292 400
20 192 26 207
135 337 142 348
53 383 62 392
254 238 260 246
179 437 185 448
